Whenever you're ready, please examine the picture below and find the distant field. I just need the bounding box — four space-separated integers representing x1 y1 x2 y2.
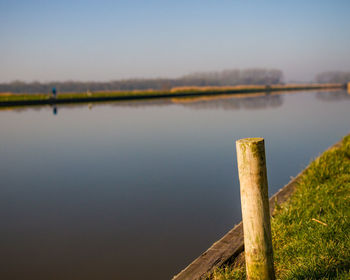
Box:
0 83 344 106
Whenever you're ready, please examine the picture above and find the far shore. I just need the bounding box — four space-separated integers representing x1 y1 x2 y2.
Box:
0 83 345 107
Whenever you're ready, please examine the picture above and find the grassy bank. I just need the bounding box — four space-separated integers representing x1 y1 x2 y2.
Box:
212 134 350 280
0 83 344 106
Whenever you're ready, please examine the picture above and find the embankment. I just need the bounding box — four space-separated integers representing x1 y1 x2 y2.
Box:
0 83 344 107
173 134 350 280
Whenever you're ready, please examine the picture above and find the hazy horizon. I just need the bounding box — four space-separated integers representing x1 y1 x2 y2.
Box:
1 0 350 83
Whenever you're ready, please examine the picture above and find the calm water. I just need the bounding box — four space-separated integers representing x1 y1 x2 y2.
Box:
0 90 349 280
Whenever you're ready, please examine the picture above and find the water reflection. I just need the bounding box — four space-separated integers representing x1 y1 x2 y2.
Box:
101 92 284 111
0 89 350 280
316 90 350 102
172 93 283 110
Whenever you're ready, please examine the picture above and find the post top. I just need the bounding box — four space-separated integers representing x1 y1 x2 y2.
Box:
236 137 264 145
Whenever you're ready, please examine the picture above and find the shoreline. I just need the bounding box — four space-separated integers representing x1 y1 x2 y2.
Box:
172 137 345 280
0 83 344 107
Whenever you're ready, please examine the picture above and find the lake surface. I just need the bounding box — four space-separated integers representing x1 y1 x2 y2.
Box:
0 90 349 280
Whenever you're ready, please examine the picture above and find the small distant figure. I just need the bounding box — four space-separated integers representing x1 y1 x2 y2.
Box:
52 87 57 98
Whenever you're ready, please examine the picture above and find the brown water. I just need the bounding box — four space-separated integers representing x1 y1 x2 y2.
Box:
0 90 349 280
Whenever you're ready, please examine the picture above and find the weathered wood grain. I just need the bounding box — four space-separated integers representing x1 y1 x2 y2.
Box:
236 138 275 279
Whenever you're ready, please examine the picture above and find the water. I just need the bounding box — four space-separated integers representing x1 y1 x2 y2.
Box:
0 90 349 280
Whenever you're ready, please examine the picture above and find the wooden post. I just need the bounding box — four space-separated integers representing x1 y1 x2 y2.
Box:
236 138 275 280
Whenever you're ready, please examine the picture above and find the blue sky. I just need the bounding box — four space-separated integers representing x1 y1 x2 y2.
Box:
1 0 350 82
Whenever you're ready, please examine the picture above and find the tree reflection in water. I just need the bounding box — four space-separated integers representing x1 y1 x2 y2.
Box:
316 90 350 102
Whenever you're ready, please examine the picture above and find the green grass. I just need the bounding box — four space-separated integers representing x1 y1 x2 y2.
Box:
0 88 259 103
211 134 350 280
0 90 172 102
0 93 50 102
0 89 220 103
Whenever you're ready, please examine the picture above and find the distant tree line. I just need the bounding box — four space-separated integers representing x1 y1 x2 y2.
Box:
181 69 283 86
315 71 350 83
0 68 284 94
